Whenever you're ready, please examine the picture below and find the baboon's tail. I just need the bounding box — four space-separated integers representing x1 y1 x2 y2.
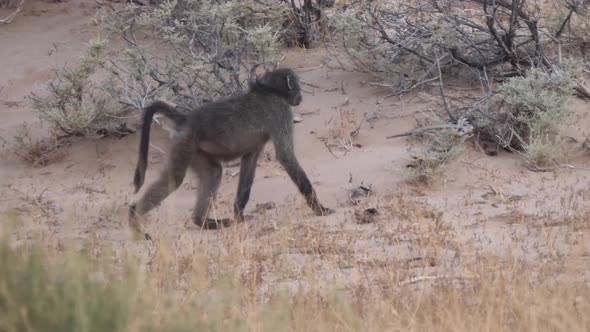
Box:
133 100 187 193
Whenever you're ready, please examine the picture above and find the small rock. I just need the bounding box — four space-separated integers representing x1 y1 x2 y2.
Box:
293 113 303 123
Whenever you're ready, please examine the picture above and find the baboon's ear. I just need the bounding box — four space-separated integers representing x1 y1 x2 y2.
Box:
286 75 293 91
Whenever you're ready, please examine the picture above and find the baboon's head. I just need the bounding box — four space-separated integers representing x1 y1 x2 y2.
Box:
254 68 303 106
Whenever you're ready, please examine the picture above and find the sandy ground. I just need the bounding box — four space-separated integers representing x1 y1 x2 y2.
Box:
1 0 589 289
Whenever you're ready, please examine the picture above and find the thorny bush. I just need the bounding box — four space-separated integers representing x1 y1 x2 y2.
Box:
96 0 291 110
331 0 584 95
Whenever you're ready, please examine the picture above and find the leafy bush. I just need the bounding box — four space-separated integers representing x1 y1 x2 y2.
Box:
401 63 576 183
29 0 333 136
408 127 468 185
476 64 577 165
29 39 127 137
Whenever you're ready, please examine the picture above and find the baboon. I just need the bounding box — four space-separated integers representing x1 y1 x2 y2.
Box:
129 68 334 234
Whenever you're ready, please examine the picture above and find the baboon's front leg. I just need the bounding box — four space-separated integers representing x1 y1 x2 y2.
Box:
233 149 262 221
274 143 334 216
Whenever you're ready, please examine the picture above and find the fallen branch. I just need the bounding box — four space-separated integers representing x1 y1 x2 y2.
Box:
436 53 456 121
525 159 590 173
300 85 314 94
387 124 456 139
401 274 479 286
0 0 24 24
386 117 474 139
362 81 397 88
377 76 439 104
300 79 322 89
297 62 324 72
574 79 590 99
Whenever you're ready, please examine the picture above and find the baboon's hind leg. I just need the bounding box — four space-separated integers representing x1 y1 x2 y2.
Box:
130 142 191 221
191 154 230 229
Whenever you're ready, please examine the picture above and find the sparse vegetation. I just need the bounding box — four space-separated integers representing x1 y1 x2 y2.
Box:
0 122 67 167
29 39 129 138
329 0 587 182
399 63 577 183
2 186 589 331
330 0 581 92
8 123 68 167
470 64 578 166
407 126 468 185
95 0 292 110
326 108 358 152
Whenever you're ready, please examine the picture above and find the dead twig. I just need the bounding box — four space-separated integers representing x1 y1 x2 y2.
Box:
574 79 590 99
340 97 349 107
362 81 397 88
297 63 324 72
321 138 339 159
274 54 286 69
0 0 24 24
377 76 439 104
525 159 590 173
386 117 474 139
34 188 50 216
149 143 166 155
350 112 367 138
300 85 314 94
401 274 479 286
300 79 322 89
436 53 456 121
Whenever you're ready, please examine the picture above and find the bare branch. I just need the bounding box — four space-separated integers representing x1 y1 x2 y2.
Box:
0 0 24 24
386 118 474 139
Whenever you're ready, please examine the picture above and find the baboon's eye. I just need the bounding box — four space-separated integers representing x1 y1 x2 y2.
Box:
286 75 293 91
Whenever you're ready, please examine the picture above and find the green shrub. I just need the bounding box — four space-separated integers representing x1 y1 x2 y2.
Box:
495 64 576 165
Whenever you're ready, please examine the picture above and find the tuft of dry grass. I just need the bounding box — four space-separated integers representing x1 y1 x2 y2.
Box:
9 123 67 167
325 109 359 152
405 128 466 186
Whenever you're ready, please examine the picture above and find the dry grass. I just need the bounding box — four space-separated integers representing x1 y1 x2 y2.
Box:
405 128 466 186
325 109 359 152
9 123 67 167
1 186 588 331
